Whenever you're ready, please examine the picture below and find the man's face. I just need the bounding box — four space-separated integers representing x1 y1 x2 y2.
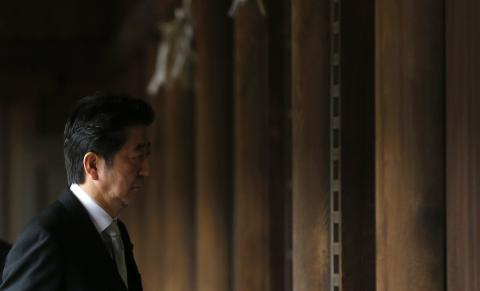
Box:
99 126 151 209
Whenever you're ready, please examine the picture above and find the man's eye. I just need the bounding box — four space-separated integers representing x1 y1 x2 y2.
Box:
132 152 149 161
131 155 143 161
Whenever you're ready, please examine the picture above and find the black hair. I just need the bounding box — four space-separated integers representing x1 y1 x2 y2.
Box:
63 95 154 185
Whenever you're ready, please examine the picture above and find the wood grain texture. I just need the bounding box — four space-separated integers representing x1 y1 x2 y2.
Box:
8 96 39 239
163 83 195 291
376 0 445 290
233 2 270 291
136 94 168 291
292 0 331 290
446 0 480 289
193 0 233 290
0 103 10 238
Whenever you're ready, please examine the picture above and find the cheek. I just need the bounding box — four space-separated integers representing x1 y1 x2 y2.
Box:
122 167 139 184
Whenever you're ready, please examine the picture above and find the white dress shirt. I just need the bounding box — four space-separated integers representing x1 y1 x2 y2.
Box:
70 184 127 285
70 183 113 234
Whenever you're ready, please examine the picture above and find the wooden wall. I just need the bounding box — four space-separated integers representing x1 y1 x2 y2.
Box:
0 101 9 239
376 0 445 290
0 1 480 291
446 0 480 290
193 1 233 291
233 3 270 291
233 2 292 291
291 0 330 290
342 0 375 290
0 0 153 239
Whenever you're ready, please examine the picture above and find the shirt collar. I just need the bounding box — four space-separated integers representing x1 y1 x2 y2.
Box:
70 183 114 233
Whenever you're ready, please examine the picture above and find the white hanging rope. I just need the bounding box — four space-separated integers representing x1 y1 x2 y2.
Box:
147 0 269 95
147 0 194 96
228 0 266 17
147 42 169 96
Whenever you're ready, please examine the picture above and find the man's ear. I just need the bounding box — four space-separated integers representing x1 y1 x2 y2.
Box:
83 152 99 180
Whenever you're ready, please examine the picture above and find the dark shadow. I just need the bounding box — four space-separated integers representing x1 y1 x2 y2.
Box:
0 239 12 278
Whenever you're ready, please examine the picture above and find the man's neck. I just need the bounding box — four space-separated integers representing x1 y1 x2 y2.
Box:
78 182 118 218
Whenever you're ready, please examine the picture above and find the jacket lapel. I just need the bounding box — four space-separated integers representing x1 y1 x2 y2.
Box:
118 220 143 291
58 189 129 291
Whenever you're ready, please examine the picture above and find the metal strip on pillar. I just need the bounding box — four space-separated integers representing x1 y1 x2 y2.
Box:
330 0 342 290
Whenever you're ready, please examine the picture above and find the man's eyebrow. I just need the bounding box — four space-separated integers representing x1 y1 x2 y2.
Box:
135 142 151 151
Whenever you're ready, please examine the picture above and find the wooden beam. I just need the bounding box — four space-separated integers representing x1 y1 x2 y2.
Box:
193 0 233 291
292 0 331 290
233 2 270 291
446 0 480 289
0 102 10 238
163 83 195 291
375 0 445 289
0 40 108 73
137 94 168 291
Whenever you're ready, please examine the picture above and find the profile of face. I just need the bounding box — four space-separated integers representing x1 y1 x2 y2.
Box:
97 126 151 212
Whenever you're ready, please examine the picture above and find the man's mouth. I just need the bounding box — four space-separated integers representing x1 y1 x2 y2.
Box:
132 184 143 190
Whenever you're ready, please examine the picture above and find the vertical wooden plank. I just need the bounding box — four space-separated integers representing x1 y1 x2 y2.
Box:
376 0 445 290
0 102 10 239
233 2 269 291
341 0 375 290
193 0 233 291
164 83 195 291
291 0 331 290
446 0 480 289
140 93 168 291
8 96 38 239
267 1 292 291
137 40 169 291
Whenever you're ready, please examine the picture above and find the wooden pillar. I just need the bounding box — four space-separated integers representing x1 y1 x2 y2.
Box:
233 2 269 291
164 83 195 291
193 1 233 291
291 0 331 290
446 0 480 289
140 93 168 291
375 0 445 290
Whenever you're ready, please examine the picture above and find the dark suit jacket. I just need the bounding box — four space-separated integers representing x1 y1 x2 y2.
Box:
0 190 142 291
0 240 11 281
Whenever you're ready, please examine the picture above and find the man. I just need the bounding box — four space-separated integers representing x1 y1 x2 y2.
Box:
1 95 154 291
